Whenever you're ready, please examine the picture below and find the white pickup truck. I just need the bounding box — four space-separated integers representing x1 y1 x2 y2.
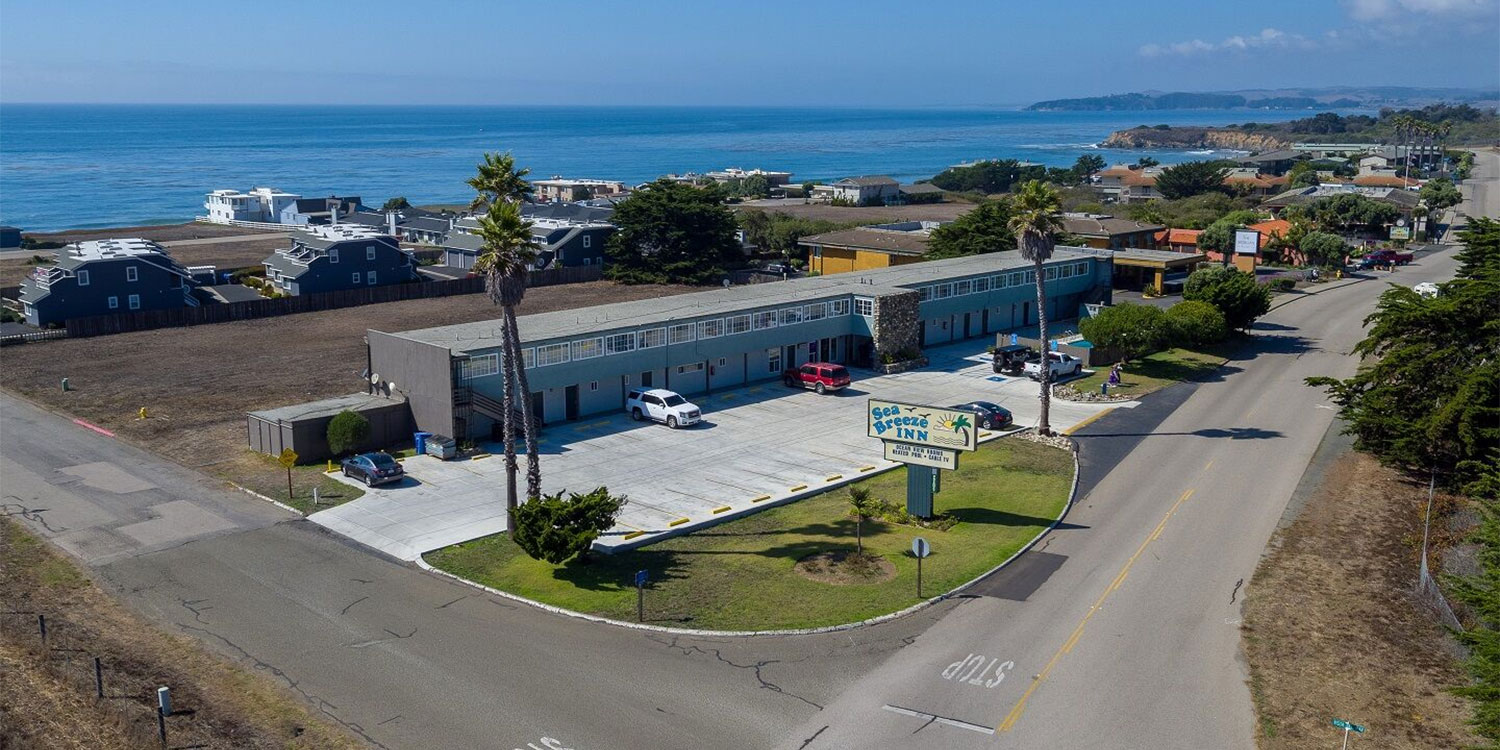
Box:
1024 351 1084 380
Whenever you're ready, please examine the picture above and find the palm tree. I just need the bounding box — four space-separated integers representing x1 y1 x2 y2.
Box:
468 152 533 212
1007 180 1065 436
469 153 543 528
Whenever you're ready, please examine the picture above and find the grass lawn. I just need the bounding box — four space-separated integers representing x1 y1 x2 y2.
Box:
425 437 1073 631
222 452 365 514
1071 347 1228 399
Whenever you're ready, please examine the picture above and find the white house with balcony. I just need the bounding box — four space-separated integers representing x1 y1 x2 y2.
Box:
204 187 302 224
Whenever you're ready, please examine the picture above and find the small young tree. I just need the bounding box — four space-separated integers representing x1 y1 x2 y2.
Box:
848 486 880 555
326 410 371 456
1163 300 1228 348
1183 266 1272 331
512 487 627 564
1079 303 1169 359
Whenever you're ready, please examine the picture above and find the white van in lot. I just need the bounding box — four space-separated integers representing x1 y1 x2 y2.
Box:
625 388 702 428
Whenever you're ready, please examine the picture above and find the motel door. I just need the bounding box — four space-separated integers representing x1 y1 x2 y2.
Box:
564 385 580 421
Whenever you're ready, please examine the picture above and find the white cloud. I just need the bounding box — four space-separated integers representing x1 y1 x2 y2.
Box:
1343 0 1497 20
1138 28 1309 57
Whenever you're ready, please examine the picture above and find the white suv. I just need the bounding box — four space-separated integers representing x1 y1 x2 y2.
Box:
625 388 702 429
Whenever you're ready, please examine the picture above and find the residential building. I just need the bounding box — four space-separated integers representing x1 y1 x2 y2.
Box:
278 196 363 226
1358 155 1390 171
1351 174 1421 189
1237 149 1311 175
0 226 20 249
799 222 940 275
704 167 794 186
1155 228 1203 253
533 178 629 203
262 225 416 296
1059 213 1164 250
896 183 945 204
443 217 613 271
204 187 301 224
1118 171 1162 203
1223 169 1289 198
1261 184 1422 231
829 175 900 205
522 201 614 224
1291 143 1383 159
366 249 1113 438
19 239 197 327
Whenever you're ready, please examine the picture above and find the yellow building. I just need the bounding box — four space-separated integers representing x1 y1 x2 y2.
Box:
799 225 935 275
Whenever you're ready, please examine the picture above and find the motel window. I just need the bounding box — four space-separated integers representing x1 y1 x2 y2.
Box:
804 302 828 321
128 294 140 310
767 347 782 373
1025 270 1036 283
753 311 777 330
352 273 362 284
668 323 695 344
367 246 377 260
521 348 535 368
107 296 119 309
718 357 727 367
919 286 933 302
571 337 603 360
329 248 339 264
77 270 90 286
830 299 850 316
854 297 874 316
638 328 666 349
954 279 971 296
973 276 990 293
779 307 803 326
463 353 500 379
677 362 705 374
934 283 953 299
698 319 725 339
589 381 599 392
605 332 636 355
727 314 751 334
1076 261 1090 276
126 266 138 282
1046 266 1059 280
1008 271 1024 287
536 343 569 366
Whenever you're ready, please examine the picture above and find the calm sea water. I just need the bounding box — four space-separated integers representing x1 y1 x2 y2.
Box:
0 105 1324 231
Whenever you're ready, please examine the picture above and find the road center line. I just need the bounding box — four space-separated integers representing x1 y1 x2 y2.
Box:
881 705 996 735
998 487 1196 732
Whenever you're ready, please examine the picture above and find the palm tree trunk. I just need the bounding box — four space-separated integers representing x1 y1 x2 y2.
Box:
1033 261 1052 436
498 303 519 530
505 310 542 500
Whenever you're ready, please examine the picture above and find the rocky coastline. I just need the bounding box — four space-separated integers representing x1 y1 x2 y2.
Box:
1099 126 1291 152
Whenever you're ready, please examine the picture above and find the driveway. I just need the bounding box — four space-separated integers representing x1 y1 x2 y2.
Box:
311 339 1128 560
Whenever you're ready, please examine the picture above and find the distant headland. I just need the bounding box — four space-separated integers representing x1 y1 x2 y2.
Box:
1027 86 1498 112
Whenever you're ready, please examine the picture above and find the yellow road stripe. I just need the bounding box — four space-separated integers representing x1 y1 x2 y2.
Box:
999 487 1195 731
1063 408 1116 436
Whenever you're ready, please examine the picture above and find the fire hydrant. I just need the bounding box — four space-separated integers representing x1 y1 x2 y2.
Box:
138 407 148 420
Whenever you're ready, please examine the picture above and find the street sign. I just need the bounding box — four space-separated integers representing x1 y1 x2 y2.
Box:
1390 226 1411 240
867 400 980 452
634 570 648 588
912 537 931 559
1234 228 1261 256
884 441 958 470
1331 719 1365 733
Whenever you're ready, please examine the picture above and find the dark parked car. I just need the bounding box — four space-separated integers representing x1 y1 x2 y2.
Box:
992 344 1036 375
340 451 405 486
951 401 1013 430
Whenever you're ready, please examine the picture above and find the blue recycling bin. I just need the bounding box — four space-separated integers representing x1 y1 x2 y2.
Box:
414 431 432 455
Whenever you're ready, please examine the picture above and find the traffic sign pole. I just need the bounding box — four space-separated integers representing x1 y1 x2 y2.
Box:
911 538 931 599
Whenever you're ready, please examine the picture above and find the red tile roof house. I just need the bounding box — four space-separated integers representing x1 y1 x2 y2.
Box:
1154 228 1203 253
1197 219 1302 265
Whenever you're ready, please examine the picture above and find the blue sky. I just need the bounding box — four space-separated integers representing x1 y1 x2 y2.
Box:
1 0 1495 105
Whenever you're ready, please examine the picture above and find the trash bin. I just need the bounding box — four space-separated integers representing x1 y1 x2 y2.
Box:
425 434 457 460
414 431 432 455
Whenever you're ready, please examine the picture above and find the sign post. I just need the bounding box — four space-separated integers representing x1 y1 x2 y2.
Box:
1232 228 1261 273
1330 718 1365 749
278 448 299 501
634 569 648 623
912 537 931 598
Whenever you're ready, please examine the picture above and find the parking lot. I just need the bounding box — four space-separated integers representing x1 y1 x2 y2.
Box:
311 340 1131 560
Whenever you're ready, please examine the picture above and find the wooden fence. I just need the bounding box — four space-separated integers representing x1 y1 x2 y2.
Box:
61 264 602 339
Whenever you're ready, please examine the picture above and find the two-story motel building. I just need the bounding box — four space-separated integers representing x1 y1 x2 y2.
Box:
367 248 1112 441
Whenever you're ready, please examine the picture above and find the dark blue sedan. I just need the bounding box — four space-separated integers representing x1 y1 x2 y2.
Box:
340 452 405 486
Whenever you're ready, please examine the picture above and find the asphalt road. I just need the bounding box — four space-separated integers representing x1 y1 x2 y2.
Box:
1 155 1488 749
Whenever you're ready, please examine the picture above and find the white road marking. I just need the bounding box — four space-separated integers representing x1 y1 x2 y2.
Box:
881 704 996 735
941 653 1015 688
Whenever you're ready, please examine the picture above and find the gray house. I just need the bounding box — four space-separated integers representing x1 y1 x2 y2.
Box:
830 176 900 205
279 196 363 225
263 225 417 296
19 238 197 327
444 217 612 270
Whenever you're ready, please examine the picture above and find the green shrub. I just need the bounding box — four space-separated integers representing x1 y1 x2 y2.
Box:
326 410 371 456
1163 300 1227 347
1183 266 1272 331
1298 231 1348 268
512 486 628 564
1079 303 1169 359
1275 277 1297 291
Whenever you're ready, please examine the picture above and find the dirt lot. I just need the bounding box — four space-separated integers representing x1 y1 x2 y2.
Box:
0 281 697 496
735 199 975 224
0 518 364 749
27 222 277 244
1243 451 1479 748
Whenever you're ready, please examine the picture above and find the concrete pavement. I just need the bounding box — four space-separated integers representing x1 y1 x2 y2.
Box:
313 339 1125 560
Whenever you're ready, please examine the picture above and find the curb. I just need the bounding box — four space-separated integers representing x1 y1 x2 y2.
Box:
413 433 1084 638
229 483 303 516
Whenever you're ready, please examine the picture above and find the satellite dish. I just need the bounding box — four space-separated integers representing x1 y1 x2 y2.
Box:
387 381 397 393
370 372 380 384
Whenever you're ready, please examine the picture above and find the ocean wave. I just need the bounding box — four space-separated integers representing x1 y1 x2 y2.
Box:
1017 142 1102 150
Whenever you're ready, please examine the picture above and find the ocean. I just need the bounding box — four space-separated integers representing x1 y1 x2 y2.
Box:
0 105 1325 232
